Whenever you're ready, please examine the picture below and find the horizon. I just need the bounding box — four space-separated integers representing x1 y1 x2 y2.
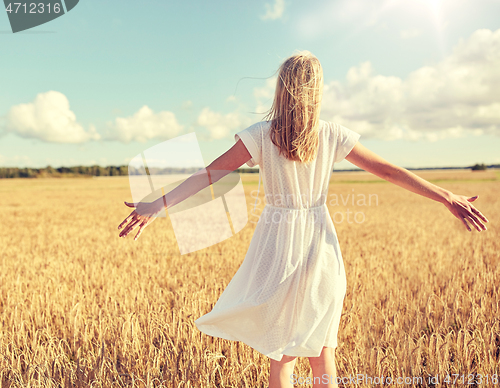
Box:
0 162 497 173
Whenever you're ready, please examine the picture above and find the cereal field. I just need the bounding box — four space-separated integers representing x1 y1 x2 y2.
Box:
0 169 499 387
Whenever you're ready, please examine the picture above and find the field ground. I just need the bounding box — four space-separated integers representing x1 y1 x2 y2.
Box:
0 169 499 387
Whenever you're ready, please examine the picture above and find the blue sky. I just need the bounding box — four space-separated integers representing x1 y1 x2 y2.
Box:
0 0 499 170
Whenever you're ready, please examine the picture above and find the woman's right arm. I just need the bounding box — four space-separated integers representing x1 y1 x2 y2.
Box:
344 142 489 232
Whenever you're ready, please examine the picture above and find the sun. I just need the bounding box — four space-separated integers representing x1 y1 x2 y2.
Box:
415 0 445 20
418 0 448 52
396 0 448 57
424 0 443 10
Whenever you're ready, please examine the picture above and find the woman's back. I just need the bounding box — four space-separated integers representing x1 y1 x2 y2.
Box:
236 119 361 209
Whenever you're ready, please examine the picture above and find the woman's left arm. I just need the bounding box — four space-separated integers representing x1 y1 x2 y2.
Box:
118 139 252 240
345 142 489 232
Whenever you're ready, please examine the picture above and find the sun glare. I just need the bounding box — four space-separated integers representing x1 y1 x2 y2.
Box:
399 0 447 56
328 0 449 59
417 0 444 18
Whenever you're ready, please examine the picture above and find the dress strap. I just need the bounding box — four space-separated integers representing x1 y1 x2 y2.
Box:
253 168 261 212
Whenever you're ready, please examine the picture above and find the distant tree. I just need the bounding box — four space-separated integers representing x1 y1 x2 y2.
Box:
7 168 19 178
19 168 36 178
471 163 487 171
109 166 120 176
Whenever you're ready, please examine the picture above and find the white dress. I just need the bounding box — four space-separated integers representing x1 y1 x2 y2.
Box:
195 120 361 361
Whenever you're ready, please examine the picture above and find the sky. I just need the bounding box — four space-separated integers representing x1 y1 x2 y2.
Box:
0 0 499 170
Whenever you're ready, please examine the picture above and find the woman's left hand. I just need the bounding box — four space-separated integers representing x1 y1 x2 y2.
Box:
118 199 164 240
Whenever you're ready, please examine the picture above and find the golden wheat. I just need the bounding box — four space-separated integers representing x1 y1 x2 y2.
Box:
0 170 498 387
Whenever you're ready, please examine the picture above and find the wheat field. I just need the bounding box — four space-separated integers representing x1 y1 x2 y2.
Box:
0 170 498 387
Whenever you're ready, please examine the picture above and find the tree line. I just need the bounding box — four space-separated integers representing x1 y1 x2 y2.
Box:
0 163 496 179
0 165 261 179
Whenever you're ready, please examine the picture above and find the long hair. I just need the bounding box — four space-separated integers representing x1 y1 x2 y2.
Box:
263 51 324 163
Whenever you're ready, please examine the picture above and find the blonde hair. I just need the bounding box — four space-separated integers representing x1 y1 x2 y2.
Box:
263 50 324 163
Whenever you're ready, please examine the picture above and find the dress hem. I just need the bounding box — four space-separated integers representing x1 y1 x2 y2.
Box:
195 321 338 362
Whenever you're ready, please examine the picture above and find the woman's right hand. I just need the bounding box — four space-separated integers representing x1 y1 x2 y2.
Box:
443 194 489 232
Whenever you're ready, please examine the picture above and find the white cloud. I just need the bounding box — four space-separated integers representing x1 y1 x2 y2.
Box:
182 100 193 109
86 157 109 166
400 28 422 39
297 0 385 39
0 153 32 167
5 91 100 144
197 107 251 140
104 105 183 143
296 0 459 40
321 28 500 141
261 0 285 21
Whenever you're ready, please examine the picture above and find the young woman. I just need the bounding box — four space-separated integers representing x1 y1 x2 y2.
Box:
118 51 488 388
